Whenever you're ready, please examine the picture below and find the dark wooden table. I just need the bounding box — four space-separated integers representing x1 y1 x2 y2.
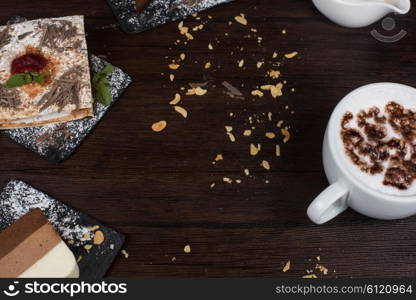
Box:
1 0 416 278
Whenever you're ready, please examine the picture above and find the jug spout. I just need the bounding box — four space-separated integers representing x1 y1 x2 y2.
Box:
387 0 411 14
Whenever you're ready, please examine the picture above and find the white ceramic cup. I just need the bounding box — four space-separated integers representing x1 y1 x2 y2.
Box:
307 83 416 224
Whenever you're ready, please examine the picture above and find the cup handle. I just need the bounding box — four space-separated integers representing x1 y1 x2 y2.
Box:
307 181 349 224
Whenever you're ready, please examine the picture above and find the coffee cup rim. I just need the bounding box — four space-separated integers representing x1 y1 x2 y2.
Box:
327 82 416 202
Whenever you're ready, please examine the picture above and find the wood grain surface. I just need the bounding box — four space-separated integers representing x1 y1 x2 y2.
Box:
1 0 416 277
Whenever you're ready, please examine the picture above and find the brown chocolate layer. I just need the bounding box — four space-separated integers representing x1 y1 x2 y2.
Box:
0 209 61 277
0 209 48 258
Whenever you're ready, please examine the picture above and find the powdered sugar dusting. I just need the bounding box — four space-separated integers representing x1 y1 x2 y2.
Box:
0 180 90 245
3 55 132 162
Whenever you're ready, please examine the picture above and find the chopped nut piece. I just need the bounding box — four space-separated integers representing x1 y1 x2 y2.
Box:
272 52 278 58
171 257 177 262
256 61 264 69
251 90 264 97
174 106 188 118
268 112 273 121
265 132 276 139
84 244 92 252
261 160 271 170
152 120 167 132
285 51 298 59
283 260 291 272
180 53 186 60
261 83 283 98
210 183 215 189
281 128 291 143
93 230 105 245
205 62 211 69
208 43 213 50
215 154 224 161
244 169 250 176
170 93 181 105
110 244 114 250
238 59 245 68
276 120 284 128
250 143 260 156
225 126 233 132
243 129 252 136
169 74 175 81
234 13 248 25
282 29 287 34
184 245 191 253
169 63 180 70
77 256 83 263
236 179 242 184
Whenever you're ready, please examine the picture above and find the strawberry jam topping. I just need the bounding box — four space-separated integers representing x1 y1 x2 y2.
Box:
11 53 47 75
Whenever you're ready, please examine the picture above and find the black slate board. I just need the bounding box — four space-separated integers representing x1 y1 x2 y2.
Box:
2 55 132 163
0 180 125 278
107 0 233 33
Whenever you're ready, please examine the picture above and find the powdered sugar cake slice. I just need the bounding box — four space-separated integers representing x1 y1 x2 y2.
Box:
0 15 93 129
107 0 233 33
3 55 132 162
0 180 125 278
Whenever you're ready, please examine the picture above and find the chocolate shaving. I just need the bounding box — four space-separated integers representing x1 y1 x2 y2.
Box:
341 101 416 190
0 26 11 49
38 66 83 112
17 31 33 40
40 20 81 51
0 85 20 109
222 81 245 100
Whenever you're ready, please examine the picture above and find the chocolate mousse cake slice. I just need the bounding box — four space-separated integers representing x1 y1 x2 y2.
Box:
0 209 79 278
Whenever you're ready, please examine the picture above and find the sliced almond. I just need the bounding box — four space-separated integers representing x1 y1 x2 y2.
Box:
93 230 105 245
251 90 264 97
261 160 271 170
174 106 188 118
169 93 181 105
281 128 291 143
243 129 252 136
275 144 281 157
265 132 276 139
234 13 248 25
285 51 298 59
195 87 207 96
169 63 180 70
250 143 260 156
152 120 167 132
283 260 291 272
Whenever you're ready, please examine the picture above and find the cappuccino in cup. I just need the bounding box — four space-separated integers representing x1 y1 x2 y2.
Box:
308 83 416 224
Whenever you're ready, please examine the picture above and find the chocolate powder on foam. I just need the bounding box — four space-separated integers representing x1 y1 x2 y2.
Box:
341 101 416 190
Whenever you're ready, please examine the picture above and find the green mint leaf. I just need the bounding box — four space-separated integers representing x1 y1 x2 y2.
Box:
95 78 112 105
31 72 45 84
5 73 30 88
92 64 114 105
